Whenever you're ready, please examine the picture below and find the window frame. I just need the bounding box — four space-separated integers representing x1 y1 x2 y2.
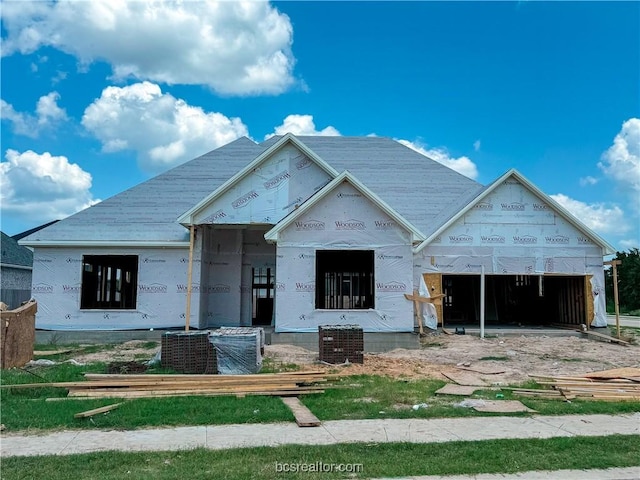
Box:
315 250 374 310
80 255 138 310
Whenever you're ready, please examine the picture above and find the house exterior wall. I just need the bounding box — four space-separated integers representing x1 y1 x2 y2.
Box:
412 179 607 325
31 246 200 330
274 182 414 332
0 266 32 309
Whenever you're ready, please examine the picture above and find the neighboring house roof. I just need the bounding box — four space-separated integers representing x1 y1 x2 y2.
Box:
414 168 616 255
11 220 60 241
265 170 427 243
20 137 268 246
1 231 33 268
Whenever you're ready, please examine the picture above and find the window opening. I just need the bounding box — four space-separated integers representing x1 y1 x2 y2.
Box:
316 250 374 309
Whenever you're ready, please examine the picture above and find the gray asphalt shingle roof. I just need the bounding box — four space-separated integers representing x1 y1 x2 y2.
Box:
1 232 33 267
21 135 482 244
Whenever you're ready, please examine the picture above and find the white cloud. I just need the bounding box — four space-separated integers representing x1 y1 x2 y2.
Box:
0 149 99 222
266 114 341 139
0 92 67 137
82 82 249 172
36 92 67 125
550 193 630 236
598 118 640 196
398 140 479 180
1 1 296 96
579 176 598 187
619 238 639 250
473 139 481 152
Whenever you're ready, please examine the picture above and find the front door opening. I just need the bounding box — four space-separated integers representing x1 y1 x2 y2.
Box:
252 267 274 325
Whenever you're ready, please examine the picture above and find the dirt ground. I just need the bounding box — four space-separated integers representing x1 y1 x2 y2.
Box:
66 333 639 385
265 333 640 385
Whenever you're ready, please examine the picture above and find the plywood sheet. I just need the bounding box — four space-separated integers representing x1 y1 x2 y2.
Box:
435 384 482 396
472 400 536 413
441 371 488 386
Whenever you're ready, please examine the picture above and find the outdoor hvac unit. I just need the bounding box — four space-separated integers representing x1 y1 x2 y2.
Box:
161 331 217 374
209 327 263 374
318 324 364 364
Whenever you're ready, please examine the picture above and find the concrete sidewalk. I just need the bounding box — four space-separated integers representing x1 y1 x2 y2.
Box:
1 413 638 458
372 467 640 480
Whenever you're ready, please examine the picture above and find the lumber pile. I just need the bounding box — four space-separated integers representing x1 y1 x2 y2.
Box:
511 367 640 401
2 371 331 399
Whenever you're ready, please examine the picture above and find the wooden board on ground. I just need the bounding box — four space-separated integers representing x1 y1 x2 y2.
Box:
457 365 507 375
33 349 73 356
435 384 484 396
581 330 629 346
74 402 122 418
441 371 488 387
280 396 321 427
472 400 536 413
583 367 640 380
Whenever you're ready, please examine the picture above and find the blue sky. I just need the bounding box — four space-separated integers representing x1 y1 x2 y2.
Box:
1 1 638 250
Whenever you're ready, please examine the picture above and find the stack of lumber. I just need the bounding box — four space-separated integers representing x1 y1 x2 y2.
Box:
3 371 331 399
511 367 640 401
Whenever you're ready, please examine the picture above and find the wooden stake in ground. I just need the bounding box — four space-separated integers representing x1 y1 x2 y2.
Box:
604 259 622 339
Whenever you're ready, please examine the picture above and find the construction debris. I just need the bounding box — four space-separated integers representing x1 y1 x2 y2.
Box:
280 396 321 427
74 402 123 418
511 367 640 401
2 371 332 400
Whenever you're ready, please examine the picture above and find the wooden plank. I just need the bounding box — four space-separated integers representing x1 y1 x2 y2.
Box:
583 367 640 379
67 388 325 400
581 330 630 346
280 396 321 427
74 403 123 418
423 273 443 326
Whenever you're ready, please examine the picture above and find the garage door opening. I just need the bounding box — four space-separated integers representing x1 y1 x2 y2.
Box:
442 275 588 327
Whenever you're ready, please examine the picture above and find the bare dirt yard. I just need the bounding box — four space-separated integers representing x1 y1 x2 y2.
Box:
66 332 640 386
265 333 640 385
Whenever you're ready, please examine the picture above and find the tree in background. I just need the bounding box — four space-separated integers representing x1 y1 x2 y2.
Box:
605 248 640 314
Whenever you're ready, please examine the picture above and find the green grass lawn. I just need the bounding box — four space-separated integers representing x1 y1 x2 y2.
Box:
2 435 639 480
2 362 639 432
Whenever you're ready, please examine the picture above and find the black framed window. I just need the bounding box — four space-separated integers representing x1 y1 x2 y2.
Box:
316 250 374 309
81 255 138 309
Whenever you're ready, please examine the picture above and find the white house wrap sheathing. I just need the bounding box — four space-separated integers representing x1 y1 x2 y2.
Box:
32 246 202 330
412 177 608 326
191 143 333 226
274 181 414 332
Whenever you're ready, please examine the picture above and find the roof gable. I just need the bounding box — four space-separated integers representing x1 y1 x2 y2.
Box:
261 136 483 237
265 171 426 243
178 133 337 226
415 169 615 254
